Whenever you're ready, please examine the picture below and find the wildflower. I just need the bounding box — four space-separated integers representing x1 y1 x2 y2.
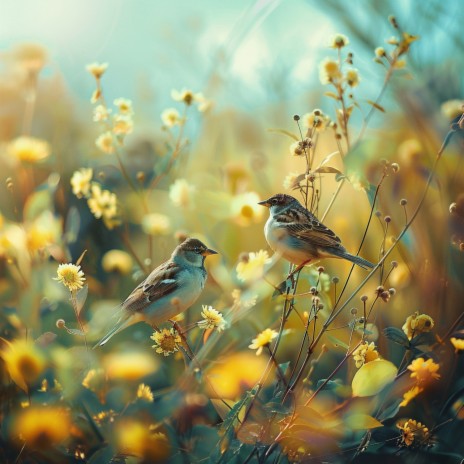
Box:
352 341 379 368
104 352 159 380
86 62 108 79
141 213 171 235
114 98 133 115
54 263 85 291
102 249 133 274
198 305 227 332
171 88 203 106
399 385 424 407
151 328 182 356
450 337 464 353
7 136 50 163
93 104 110 122
95 131 115 154
87 183 120 229
330 33 349 48
345 68 360 87
402 312 434 340
12 407 70 449
0 339 46 392
302 110 330 132
26 212 60 253
441 99 464 120
319 58 342 85
11 43 47 74
397 419 429 447
231 192 264 226
136 383 154 402
82 368 105 393
71 168 93 198
249 328 278 355
161 107 181 127
283 172 301 190
112 114 134 135
407 357 440 384
169 179 196 208
375 47 386 57
236 250 271 282
93 410 117 425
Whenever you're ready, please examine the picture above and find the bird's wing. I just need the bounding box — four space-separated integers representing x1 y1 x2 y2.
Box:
122 261 180 313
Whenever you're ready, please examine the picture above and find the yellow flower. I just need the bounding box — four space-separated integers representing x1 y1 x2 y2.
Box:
231 192 264 227
352 341 379 368
198 305 226 332
71 168 93 198
329 33 349 48
302 110 330 132
112 114 134 135
26 212 60 254
82 368 106 393
12 407 70 449
402 312 434 340
171 88 203 106
102 249 133 274
7 136 50 163
54 263 85 291
93 410 117 425
236 250 271 282
451 337 464 353
104 351 159 380
375 47 386 57
397 419 429 447
137 383 154 402
151 328 182 356
95 131 115 154
249 328 278 355
169 179 196 208
86 62 108 79
407 357 440 384
0 339 46 392
114 98 133 115
345 68 360 87
319 58 342 85
87 183 120 229
11 43 47 74
93 104 110 122
399 385 424 408
141 213 171 236
161 108 181 127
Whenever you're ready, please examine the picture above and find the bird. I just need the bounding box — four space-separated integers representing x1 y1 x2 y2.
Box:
96 238 218 347
258 193 374 270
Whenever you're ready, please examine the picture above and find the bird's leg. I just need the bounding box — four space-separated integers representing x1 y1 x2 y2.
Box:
288 259 312 284
169 320 195 360
151 324 161 332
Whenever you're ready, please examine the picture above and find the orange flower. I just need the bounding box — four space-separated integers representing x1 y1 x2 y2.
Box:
407 357 440 384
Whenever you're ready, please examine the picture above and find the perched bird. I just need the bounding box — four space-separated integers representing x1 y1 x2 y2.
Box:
258 193 374 270
96 238 217 347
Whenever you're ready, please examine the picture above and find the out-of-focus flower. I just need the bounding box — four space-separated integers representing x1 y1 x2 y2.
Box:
329 33 349 48
231 289 257 311
93 410 117 425
283 172 300 190
397 419 429 447
151 328 182 356
231 192 264 226
113 114 133 135
345 68 360 87
389 261 411 288
115 419 170 461
0 339 46 392
451 337 464 352
82 368 106 394
249 328 278 355
302 110 330 132
7 136 50 163
236 250 271 282
11 43 48 74
352 341 379 368
86 62 108 79
102 249 133 274
141 213 171 236
197 305 226 332
441 99 464 120
399 385 423 408
93 105 110 122
54 263 85 291
161 108 181 127
171 88 203 106
394 59 407 69
137 383 154 402
169 179 195 208
12 407 70 449
407 357 440 384
71 168 93 198
319 58 342 85
375 47 386 57
103 351 159 380
402 312 434 340
398 139 422 167
95 131 115 154
26 211 61 254
289 140 305 156
87 183 120 229
114 98 133 115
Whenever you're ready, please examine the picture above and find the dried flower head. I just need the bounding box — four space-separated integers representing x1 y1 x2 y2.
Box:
71 168 93 198
402 312 434 340
7 136 51 163
249 328 278 355
352 341 379 368
198 305 227 332
54 263 85 291
151 328 182 356
236 250 271 282
302 110 330 132
283 172 301 190
407 357 440 384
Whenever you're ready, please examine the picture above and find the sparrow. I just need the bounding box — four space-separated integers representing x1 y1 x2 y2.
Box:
258 193 374 270
96 238 217 346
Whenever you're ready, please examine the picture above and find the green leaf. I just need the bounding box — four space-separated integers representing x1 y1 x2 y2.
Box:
327 335 349 350
352 360 398 397
383 327 410 347
316 379 342 391
377 399 402 422
345 413 383 430
314 166 343 175
75 285 88 317
267 128 299 141
410 332 435 347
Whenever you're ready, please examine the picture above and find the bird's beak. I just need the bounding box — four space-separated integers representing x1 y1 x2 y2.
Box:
258 199 270 207
202 248 218 256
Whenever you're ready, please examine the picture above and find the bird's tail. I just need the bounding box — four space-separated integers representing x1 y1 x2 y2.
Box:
94 312 135 348
343 252 374 270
